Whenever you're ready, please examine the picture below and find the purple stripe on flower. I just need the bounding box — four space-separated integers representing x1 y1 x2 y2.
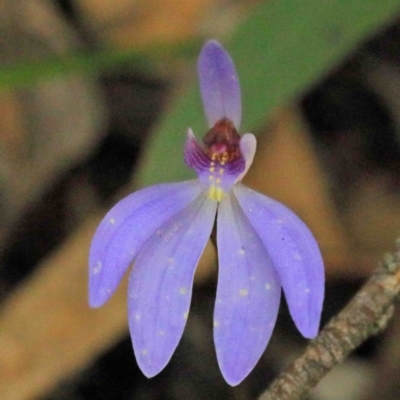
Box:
184 129 212 172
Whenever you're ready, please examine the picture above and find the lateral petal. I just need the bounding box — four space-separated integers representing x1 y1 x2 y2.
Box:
215 194 281 386
89 180 202 307
237 133 257 182
198 40 241 129
128 194 217 378
234 184 324 339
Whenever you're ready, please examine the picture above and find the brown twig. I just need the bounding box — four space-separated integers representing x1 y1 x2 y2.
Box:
258 241 400 400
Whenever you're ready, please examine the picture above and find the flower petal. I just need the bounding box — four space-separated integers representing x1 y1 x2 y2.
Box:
128 193 217 378
198 40 241 129
237 133 257 182
89 180 202 307
215 194 281 386
234 184 324 338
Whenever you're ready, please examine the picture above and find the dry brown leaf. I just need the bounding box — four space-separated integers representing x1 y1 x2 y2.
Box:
76 0 247 48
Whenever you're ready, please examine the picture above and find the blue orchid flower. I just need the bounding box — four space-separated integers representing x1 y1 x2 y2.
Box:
89 40 324 386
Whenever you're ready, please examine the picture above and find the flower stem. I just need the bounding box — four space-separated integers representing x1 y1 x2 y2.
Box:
258 240 400 400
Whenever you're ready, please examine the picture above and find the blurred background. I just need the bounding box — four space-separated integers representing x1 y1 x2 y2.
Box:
0 0 400 399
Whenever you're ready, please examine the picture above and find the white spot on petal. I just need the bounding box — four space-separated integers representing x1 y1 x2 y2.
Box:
183 311 189 320
305 288 310 293
239 289 248 296
179 287 188 295
142 349 148 355
159 330 165 336
93 261 102 274
294 254 302 260
265 283 271 290
109 218 116 224
214 320 219 327
239 248 245 255
134 313 141 321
